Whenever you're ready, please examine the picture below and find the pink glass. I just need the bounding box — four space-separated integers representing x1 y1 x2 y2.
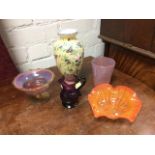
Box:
91 56 116 85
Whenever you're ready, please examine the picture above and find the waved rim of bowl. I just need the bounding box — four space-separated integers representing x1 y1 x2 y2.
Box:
88 83 142 122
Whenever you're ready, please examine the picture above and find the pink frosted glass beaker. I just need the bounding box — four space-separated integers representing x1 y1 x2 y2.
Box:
91 56 116 85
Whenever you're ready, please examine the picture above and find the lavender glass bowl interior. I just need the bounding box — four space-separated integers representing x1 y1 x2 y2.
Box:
13 69 54 92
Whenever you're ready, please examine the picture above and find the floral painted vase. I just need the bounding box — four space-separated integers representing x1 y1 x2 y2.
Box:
53 29 84 77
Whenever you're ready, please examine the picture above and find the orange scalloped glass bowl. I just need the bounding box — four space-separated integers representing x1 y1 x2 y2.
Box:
88 84 142 122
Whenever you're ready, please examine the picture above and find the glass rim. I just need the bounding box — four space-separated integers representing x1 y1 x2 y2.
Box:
58 28 78 36
91 56 116 68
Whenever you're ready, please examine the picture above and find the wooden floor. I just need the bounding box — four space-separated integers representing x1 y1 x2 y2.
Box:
0 57 155 134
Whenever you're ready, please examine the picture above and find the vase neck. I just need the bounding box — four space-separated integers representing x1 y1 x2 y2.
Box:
60 35 76 40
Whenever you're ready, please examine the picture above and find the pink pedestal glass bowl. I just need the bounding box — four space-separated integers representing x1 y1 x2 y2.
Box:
13 69 55 99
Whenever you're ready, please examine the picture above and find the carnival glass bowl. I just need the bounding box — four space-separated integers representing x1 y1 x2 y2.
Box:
88 84 142 122
13 69 55 99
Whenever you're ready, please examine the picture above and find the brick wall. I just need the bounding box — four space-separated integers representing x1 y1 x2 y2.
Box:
0 19 104 72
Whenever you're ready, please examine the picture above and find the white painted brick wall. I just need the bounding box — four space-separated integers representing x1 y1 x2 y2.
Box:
1 26 45 47
0 19 104 72
9 47 28 64
60 19 96 33
34 19 58 25
43 23 58 42
0 19 33 30
28 43 50 61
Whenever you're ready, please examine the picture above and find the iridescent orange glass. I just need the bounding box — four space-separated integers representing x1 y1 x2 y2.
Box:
88 84 142 122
